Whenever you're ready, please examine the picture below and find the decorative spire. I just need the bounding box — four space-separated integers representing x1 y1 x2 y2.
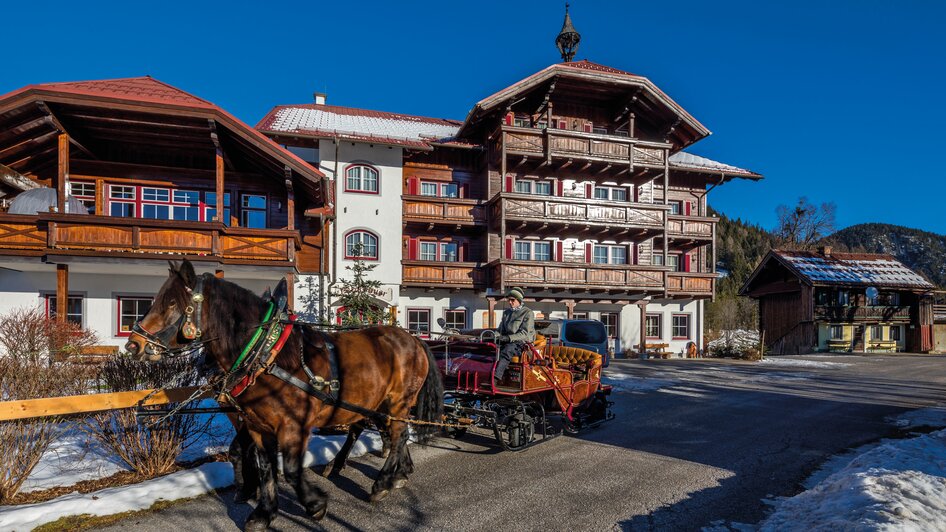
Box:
555 3 581 63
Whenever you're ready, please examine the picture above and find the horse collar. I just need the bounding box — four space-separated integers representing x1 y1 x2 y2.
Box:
182 275 206 340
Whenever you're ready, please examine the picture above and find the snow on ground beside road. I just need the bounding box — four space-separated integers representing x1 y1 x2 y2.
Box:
602 372 676 393
760 428 946 531
20 430 126 493
890 407 946 431
758 358 851 369
0 462 233 531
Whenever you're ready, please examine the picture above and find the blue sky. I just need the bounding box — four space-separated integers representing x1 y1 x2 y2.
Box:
4 1 944 233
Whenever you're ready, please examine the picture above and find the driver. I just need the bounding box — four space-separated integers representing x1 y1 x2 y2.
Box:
494 287 536 382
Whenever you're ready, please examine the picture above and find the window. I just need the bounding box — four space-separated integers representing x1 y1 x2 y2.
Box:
514 241 531 260
667 254 680 271
206 192 231 225
672 314 691 339
593 186 628 202
444 309 466 330
891 326 902 342
645 314 661 339
592 126 608 135
69 182 96 214
420 242 437 261
593 187 609 200
611 188 628 202
601 312 619 338
46 294 83 326
669 201 682 215
533 242 551 261
614 128 629 137
345 231 379 259
420 182 438 196
514 180 533 194
172 190 200 221
241 194 267 228
815 289 830 306
829 325 844 340
571 311 589 320
838 290 850 306
109 185 136 217
653 254 664 266
407 308 431 337
870 325 884 340
118 296 153 336
345 165 380 193
440 242 459 262
141 188 171 220
513 116 530 128
879 292 901 306
534 182 552 196
593 245 628 265
441 183 460 198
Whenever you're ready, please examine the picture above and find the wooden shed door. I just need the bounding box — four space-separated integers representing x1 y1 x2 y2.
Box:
852 325 865 352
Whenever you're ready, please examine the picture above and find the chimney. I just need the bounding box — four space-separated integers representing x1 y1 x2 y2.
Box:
819 246 832 257
313 92 327 105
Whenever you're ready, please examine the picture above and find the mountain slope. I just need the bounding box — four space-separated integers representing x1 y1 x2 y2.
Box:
826 223 946 287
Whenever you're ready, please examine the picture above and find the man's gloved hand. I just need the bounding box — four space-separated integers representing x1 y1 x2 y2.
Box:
499 335 510 342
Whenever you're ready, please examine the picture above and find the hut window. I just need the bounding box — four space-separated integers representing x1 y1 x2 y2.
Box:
672 314 691 339
117 296 153 336
829 325 843 340
241 194 267 228
891 326 902 342
645 314 661 339
45 294 83 326
870 325 884 340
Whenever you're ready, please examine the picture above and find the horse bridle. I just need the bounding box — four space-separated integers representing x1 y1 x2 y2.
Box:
130 274 206 358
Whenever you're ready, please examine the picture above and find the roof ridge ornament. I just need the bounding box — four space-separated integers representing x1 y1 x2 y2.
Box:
555 3 581 63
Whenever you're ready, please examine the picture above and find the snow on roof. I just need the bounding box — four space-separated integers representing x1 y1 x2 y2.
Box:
257 104 462 149
669 151 761 179
777 251 934 289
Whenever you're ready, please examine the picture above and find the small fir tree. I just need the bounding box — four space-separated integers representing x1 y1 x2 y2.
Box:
335 242 385 326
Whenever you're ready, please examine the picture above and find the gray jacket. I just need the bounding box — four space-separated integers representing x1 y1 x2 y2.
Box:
498 305 536 343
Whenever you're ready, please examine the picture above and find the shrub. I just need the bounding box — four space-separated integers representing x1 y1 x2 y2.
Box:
0 309 97 502
82 356 214 477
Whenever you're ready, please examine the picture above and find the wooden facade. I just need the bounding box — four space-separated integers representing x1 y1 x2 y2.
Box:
0 77 329 320
742 248 935 354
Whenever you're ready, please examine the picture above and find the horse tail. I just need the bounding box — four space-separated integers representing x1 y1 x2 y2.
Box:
412 339 444 443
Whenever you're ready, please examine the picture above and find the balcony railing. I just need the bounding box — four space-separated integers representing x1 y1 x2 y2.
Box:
495 194 665 230
667 272 716 296
814 305 911 322
0 213 299 263
501 126 669 168
491 259 667 291
402 260 485 288
402 196 485 226
667 215 715 239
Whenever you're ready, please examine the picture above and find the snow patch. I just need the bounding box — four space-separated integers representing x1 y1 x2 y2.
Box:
891 407 946 430
602 373 676 393
758 358 851 369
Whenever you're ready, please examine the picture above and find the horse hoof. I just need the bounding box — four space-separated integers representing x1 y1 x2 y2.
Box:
244 518 270 532
393 478 408 489
307 501 329 521
370 488 389 503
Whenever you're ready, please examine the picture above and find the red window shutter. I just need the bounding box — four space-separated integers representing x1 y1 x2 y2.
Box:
684 252 691 272
460 242 469 262
585 242 592 263
685 201 691 216
408 238 418 260
505 175 514 192
505 238 513 259
407 177 419 195
558 119 567 130
556 180 564 197
556 241 563 261
460 183 470 199
583 122 593 133
633 244 639 265
505 112 513 125
585 183 593 198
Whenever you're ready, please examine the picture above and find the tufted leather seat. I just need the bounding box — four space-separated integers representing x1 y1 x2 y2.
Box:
547 345 602 367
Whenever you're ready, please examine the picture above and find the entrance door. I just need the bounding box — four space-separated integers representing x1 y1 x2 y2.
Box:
852 325 865 352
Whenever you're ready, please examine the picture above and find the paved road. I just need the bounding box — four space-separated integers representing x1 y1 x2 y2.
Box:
96 355 946 531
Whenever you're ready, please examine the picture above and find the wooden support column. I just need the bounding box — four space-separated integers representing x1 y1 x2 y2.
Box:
487 298 497 328
286 272 295 311
638 301 648 353
565 300 575 320
56 264 68 324
57 133 69 213
284 168 295 231
94 178 105 215
215 148 225 222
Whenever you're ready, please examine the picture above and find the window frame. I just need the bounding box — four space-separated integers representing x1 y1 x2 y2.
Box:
512 239 554 261
43 292 85 327
600 312 619 338
645 314 662 339
116 295 154 337
593 244 629 265
345 230 380 260
443 309 467 331
420 182 438 197
344 164 381 194
671 313 691 340
69 181 96 214
829 325 844 340
407 308 432 338
870 325 884 341
240 193 268 229
890 325 902 342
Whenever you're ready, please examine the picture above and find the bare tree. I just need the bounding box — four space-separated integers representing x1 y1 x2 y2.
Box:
775 197 837 250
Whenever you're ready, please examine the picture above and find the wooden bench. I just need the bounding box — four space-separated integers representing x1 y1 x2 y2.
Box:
635 343 673 360
56 345 120 365
867 340 897 353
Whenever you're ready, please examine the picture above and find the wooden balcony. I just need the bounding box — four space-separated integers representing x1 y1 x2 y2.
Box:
814 305 911 322
0 213 299 264
667 272 716 297
402 196 486 228
667 215 715 240
402 260 485 288
494 194 665 236
491 259 667 295
501 126 669 169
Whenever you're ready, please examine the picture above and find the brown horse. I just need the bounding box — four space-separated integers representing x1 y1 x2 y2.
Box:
125 260 443 531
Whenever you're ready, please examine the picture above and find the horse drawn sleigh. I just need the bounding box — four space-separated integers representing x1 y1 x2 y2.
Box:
0 259 615 531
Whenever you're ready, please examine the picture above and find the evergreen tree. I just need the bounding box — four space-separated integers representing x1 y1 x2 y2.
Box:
335 243 385 326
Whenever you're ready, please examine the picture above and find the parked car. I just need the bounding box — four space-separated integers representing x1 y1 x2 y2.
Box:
535 319 611 367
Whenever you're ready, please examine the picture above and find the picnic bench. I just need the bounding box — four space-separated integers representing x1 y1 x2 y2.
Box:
867 340 897 353
635 343 673 359
53 345 120 364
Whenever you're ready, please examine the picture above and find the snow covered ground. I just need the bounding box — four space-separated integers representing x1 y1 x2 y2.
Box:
758 407 946 531
758 358 851 369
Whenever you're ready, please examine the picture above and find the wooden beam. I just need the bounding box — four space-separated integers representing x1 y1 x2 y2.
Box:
0 386 210 422
215 148 225 222
57 133 69 212
208 119 235 171
56 264 68 324
38 102 97 160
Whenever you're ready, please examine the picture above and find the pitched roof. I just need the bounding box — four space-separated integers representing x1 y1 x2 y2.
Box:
751 250 934 291
27 76 215 108
256 103 462 149
668 151 762 179
557 59 638 77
